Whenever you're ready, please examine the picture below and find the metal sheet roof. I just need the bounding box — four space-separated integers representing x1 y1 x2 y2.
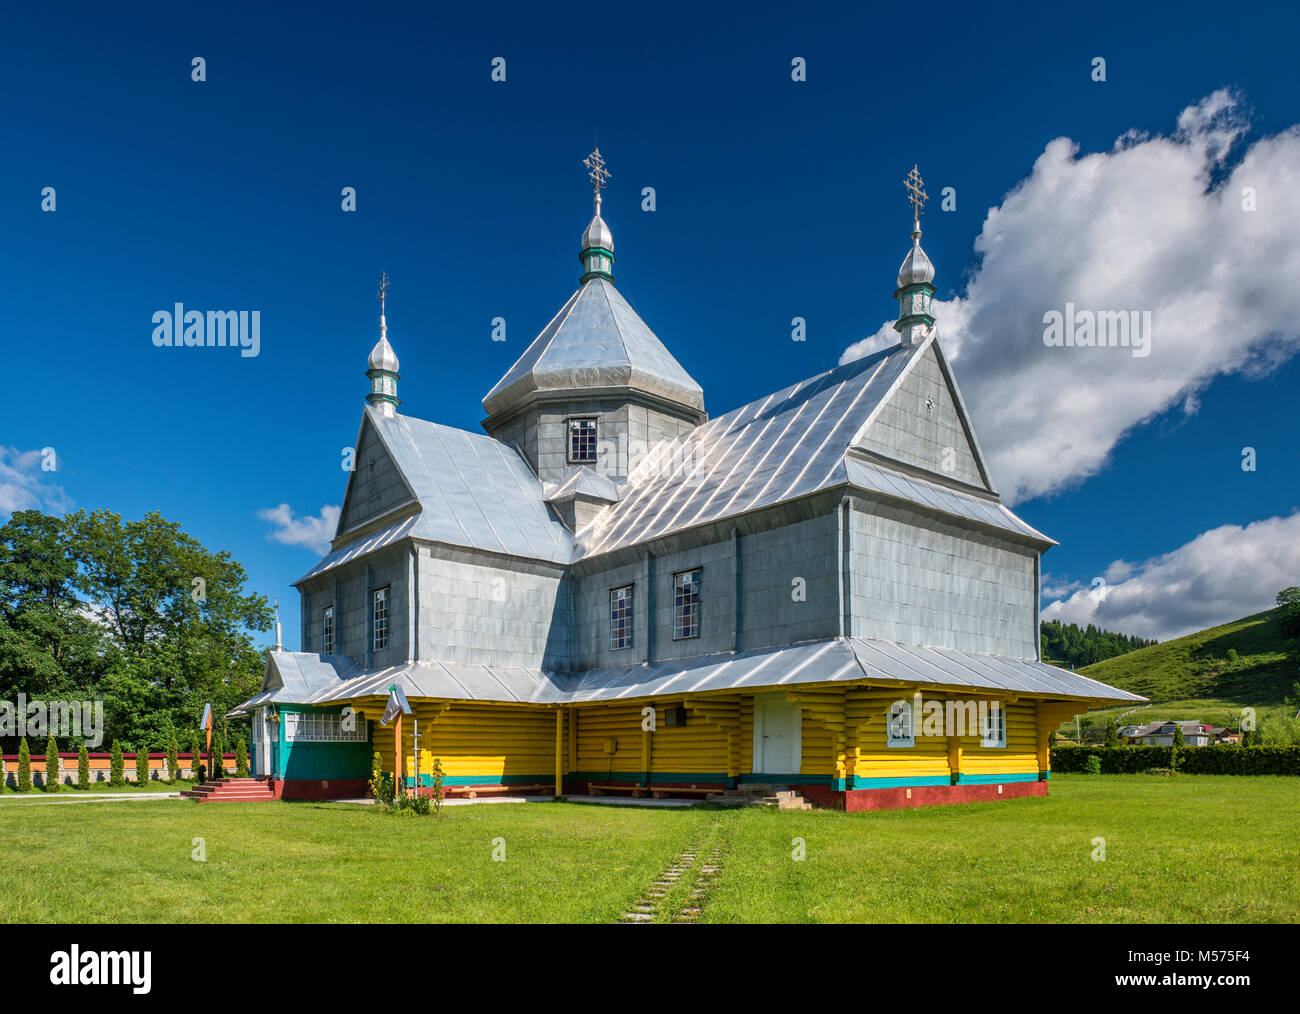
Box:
482 279 705 418
227 651 361 715
843 457 1055 544
578 342 918 557
232 638 1140 715
303 409 575 578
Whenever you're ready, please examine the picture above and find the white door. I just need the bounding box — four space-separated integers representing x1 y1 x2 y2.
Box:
754 695 801 775
253 709 270 777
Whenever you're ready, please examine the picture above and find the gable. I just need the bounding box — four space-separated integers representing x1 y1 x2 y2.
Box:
337 414 419 538
852 340 991 491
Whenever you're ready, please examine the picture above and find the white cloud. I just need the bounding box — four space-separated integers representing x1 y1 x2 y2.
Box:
257 503 340 554
842 90 1300 504
1040 513 1300 641
0 446 72 518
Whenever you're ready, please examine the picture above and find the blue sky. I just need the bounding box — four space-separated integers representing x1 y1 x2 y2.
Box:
2 0 1298 648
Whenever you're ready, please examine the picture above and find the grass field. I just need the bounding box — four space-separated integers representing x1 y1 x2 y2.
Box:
2 774 1296 923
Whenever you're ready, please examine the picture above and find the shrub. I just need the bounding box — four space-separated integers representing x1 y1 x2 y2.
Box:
1083 755 1102 775
167 737 179 784
430 757 446 816
235 736 249 778
77 743 90 790
369 751 394 805
109 741 125 786
1051 744 1300 776
1104 720 1119 748
17 738 31 792
135 743 150 785
45 736 61 791
1173 725 1186 748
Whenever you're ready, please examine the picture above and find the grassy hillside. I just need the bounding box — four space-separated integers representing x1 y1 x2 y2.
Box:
1079 607 1294 703
1062 608 1297 737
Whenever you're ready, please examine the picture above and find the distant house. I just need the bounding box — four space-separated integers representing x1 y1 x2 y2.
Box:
1123 720 1216 746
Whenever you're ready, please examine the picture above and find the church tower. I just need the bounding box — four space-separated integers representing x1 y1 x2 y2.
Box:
893 165 936 346
482 147 705 486
366 271 400 418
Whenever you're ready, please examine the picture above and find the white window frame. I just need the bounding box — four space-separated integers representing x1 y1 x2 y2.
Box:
673 569 701 640
322 605 335 655
567 417 598 464
373 586 389 651
610 585 633 651
981 701 1007 748
282 711 368 743
886 700 914 748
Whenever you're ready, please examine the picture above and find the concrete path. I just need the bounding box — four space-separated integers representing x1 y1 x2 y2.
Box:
325 795 549 806
0 791 183 805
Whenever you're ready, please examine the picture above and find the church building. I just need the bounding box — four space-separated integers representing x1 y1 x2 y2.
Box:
231 154 1140 811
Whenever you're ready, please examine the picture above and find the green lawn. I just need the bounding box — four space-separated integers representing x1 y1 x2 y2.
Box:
1 775 1296 923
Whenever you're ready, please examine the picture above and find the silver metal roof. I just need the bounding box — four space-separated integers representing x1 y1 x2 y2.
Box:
482 279 706 418
578 341 918 558
843 457 1054 544
232 637 1140 716
227 651 361 716
544 465 622 505
303 408 575 580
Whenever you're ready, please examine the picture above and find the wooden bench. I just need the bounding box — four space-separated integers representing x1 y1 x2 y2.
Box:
588 783 724 799
454 783 555 799
652 785 725 799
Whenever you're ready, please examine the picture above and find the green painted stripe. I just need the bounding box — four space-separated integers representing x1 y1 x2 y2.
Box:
958 773 1040 785
849 775 952 789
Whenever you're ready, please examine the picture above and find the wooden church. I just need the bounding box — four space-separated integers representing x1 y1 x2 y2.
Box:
231 155 1140 811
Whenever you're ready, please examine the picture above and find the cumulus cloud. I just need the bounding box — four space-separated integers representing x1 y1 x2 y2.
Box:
0 446 73 518
257 503 340 554
842 90 1300 504
1040 513 1300 641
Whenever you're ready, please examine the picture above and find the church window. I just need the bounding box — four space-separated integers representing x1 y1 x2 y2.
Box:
283 711 368 743
322 605 335 654
568 417 598 463
373 587 389 651
673 569 700 639
886 700 914 748
610 585 633 650
981 702 1006 748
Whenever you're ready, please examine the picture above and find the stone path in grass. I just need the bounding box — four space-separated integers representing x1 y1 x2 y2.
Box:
618 823 728 924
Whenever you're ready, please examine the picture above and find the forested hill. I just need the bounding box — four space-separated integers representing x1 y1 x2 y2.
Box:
1040 620 1158 669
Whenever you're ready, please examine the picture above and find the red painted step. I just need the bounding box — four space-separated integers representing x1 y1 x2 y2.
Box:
181 776 276 802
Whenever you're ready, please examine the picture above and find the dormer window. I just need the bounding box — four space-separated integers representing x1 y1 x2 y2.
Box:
568 417 598 463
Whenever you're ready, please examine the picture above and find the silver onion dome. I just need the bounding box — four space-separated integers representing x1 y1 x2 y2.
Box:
896 222 934 288
581 210 614 253
368 331 399 372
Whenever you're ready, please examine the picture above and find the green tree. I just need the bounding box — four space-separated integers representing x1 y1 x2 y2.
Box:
44 735 60 791
1105 719 1120 747
109 740 125 786
1173 725 1186 747
16 737 31 792
77 742 90 790
135 742 150 785
1277 587 1300 638
166 736 179 784
235 736 249 778
69 510 272 751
